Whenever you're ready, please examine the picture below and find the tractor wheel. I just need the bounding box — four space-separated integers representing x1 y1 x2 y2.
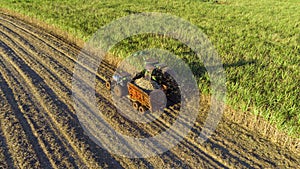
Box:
138 106 146 113
114 85 126 97
132 101 139 110
105 81 111 90
149 89 167 112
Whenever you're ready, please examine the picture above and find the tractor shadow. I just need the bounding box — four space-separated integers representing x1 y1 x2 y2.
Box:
185 58 257 79
163 58 256 109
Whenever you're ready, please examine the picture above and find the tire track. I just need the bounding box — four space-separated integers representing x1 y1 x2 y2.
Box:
0 23 124 169
0 15 115 79
2 39 89 167
0 117 14 169
0 18 170 168
93 79 247 168
0 17 148 168
0 19 108 103
0 21 138 168
0 40 83 168
167 106 264 168
0 62 50 168
0 16 113 96
92 86 228 168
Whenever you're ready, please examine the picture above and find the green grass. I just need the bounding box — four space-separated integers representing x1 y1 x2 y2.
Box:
1 0 299 137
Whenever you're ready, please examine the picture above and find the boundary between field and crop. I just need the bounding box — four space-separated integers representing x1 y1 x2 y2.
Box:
0 7 298 155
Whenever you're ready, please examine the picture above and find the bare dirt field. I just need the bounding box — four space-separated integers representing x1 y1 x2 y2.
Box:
0 11 299 169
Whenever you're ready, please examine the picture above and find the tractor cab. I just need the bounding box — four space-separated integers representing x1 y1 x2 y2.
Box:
106 71 131 89
113 71 131 86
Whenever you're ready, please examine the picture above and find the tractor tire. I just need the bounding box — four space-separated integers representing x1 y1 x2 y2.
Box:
132 101 139 110
138 106 146 113
150 89 167 112
114 85 126 97
105 81 111 90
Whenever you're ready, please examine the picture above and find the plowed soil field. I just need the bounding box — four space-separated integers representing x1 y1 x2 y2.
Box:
0 12 299 169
